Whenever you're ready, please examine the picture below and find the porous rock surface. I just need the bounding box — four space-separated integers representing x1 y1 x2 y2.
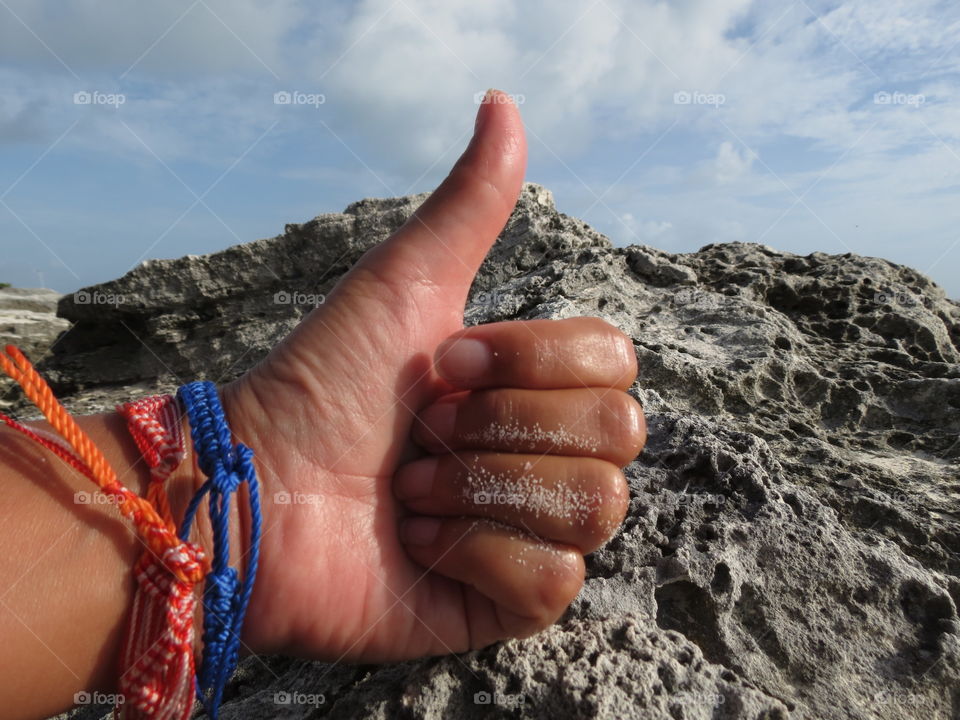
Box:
34 184 959 719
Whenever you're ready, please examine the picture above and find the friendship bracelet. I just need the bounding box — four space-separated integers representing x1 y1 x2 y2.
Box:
116 394 199 720
0 348 262 719
177 381 262 719
0 346 210 720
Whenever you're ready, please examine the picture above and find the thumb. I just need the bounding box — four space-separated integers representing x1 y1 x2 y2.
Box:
348 89 527 299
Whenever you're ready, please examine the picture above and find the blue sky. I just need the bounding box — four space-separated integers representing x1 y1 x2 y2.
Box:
1 0 958 298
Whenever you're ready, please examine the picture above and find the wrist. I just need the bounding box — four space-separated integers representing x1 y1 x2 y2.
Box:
218 378 271 656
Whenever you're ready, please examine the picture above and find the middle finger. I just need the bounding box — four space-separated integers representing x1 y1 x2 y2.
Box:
413 387 646 466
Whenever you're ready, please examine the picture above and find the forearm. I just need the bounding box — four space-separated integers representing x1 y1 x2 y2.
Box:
0 410 202 719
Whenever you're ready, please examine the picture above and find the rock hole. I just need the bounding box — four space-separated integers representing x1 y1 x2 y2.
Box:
711 563 732 595
655 580 729 666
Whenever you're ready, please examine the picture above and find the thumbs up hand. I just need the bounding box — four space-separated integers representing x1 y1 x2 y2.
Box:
219 90 647 661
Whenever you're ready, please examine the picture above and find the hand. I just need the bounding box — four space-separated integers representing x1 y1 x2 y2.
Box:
218 90 647 662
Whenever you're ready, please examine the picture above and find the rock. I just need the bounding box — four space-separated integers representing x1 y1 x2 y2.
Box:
0 286 70 411
625 246 698 286
42 183 959 719
0 286 70 352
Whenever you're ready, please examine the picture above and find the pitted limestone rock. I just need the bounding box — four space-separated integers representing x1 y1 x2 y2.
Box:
41 183 959 720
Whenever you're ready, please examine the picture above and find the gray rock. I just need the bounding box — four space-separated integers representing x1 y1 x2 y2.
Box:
40 184 959 719
0 286 70 352
0 286 70 411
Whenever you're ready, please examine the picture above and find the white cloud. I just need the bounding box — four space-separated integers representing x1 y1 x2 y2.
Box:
0 0 958 296
713 141 754 184
619 213 673 243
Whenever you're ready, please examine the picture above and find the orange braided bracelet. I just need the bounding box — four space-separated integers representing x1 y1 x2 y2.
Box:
0 346 209 719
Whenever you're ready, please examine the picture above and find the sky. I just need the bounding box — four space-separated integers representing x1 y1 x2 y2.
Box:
1 0 958 299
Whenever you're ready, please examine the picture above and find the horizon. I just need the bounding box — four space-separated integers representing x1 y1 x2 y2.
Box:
1 0 958 299
3 189 956 304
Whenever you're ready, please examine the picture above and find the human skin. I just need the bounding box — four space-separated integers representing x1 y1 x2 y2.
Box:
0 90 646 719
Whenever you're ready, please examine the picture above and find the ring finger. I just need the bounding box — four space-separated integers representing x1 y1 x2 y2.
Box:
394 451 628 553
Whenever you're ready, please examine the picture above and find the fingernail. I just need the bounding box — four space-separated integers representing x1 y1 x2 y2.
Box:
474 89 496 133
395 457 439 500
417 403 457 446
437 338 492 383
401 517 442 545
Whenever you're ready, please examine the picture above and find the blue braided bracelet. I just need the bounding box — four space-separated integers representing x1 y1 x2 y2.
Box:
177 381 262 719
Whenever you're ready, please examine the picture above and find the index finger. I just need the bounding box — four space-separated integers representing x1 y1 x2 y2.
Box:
434 317 637 390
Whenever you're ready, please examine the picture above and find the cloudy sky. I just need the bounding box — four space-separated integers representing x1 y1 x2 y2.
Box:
1 0 958 298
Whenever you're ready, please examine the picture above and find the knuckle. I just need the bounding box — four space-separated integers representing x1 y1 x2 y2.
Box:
607 330 637 376
581 318 636 382
532 334 562 380
412 415 433 447
535 551 584 621
414 409 451 451
620 394 647 457
485 389 519 429
579 315 616 334
585 465 629 546
580 315 627 342
606 467 631 526
598 392 646 463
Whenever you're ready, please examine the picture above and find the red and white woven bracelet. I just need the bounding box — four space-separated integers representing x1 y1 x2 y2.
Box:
115 394 205 720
